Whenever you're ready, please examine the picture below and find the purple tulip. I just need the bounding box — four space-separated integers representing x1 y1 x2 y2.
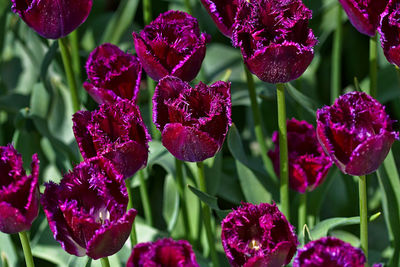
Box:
293 237 366 267
84 43 142 105
41 158 137 259
221 202 298 267
11 0 92 39
379 0 400 67
127 238 199 267
231 0 317 84
73 99 151 179
316 91 398 176
200 0 242 37
0 145 39 234
268 119 332 193
339 0 388 37
132 10 210 82
153 76 231 162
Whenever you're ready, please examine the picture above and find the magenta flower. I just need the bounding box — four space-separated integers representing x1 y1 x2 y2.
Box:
153 76 231 162
0 145 39 234
200 0 241 37
221 202 298 267
73 99 151 179
84 43 142 105
339 0 388 37
293 237 366 267
11 0 92 39
127 238 199 267
379 0 400 67
268 119 332 193
317 91 399 176
231 0 317 84
41 158 137 259
132 10 210 82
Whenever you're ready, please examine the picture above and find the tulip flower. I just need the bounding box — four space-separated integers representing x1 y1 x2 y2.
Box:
379 0 400 67
73 99 151 179
127 238 199 267
293 237 366 267
0 145 39 234
221 202 298 267
339 0 388 37
231 0 317 84
11 0 93 39
153 76 232 162
268 119 332 193
200 0 241 37
41 158 137 259
133 10 210 82
316 91 398 176
84 43 142 104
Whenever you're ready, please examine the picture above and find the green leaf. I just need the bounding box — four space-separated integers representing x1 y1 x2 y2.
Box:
309 216 360 240
101 0 139 44
227 124 249 165
188 185 219 210
163 174 180 232
286 82 319 117
235 160 271 204
0 232 18 267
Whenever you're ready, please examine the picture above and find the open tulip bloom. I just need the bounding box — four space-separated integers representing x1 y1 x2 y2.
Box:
338 0 388 37
73 99 151 179
133 10 210 82
231 0 317 84
41 158 137 259
127 238 199 267
0 144 39 234
221 202 298 267
11 0 93 39
84 43 142 105
379 0 400 68
153 76 232 162
316 91 399 176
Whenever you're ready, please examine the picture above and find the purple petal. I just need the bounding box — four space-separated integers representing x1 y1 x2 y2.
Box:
161 123 220 162
11 0 92 39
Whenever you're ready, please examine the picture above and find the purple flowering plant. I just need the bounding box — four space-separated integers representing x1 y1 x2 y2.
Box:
4 0 400 266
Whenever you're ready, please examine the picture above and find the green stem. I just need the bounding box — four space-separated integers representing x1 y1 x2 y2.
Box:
244 65 278 185
100 257 110 267
175 159 191 240
197 162 219 267
18 232 34 267
277 83 289 220
369 34 378 98
331 4 343 103
69 30 81 82
183 0 192 14
147 76 159 139
359 175 368 258
143 0 152 25
139 170 153 226
298 193 307 236
125 179 137 247
58 38 80 112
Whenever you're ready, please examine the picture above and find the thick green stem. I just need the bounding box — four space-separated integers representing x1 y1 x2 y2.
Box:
369 34 378 98
69 30 81 82
331 5 343 103
277 83 289 220
125 179 137 247
143 0 152 25
139 170 153 226
359 175 368 258
100 257 110 267
298 193 307 236
18 232 34 267
58 38 80 112
175 159 191 240
244 65 278 185
197 162 219 267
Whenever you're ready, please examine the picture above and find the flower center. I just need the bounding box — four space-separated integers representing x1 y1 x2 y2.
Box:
97 208 110 224
249 239 261 251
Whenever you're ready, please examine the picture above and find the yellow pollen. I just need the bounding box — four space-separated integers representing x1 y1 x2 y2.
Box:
249 239 261 251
